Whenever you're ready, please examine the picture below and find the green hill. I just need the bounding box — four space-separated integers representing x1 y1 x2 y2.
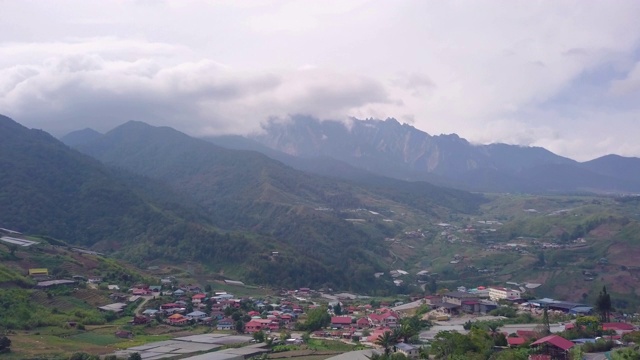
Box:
3 115 485 292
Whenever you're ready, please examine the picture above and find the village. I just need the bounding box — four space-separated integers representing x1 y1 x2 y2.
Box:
85 278 639 360
2 225 640 359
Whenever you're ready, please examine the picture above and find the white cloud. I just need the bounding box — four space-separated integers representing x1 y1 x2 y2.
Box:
0 42 391 136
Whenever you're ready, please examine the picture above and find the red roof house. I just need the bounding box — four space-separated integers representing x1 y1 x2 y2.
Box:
168 313 188 325
331 316 353 328
530 335 574 360
516 330 536 341
356 317 370 329
602 322 635 333
245 320 265 333
507 337 525 347
368 312 399 327
191 293 207 303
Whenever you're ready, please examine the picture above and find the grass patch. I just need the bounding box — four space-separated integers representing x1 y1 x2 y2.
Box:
70 332 123 346
115 334 174 349
307 339 357 352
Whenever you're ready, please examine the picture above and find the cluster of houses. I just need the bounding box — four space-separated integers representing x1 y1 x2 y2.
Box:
504 322 638 360
421 285 523 316
313 308 421 357
131 285 310 331
422 284 608 318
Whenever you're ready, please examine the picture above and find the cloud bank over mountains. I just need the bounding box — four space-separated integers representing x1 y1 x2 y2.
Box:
1 1 640 160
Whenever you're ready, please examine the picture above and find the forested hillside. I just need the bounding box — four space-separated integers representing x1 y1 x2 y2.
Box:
0 115 269 278
70 120 488 291
3 115 486 292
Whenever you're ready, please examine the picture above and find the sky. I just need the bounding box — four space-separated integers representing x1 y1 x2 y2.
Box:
1 1 640 161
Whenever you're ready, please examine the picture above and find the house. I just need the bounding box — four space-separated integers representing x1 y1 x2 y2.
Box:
98 303 127 313
356 317 370 329
149 285 162 293
424 295 442 305
602 322 635 334
488 286 521 301
187 285 202 293
507 337 526 347
516 330 536 341
395 343 418 359
132 288 149 296
186 311 208 321
213 293 234 301
217 317 234 331
367 328 392 342
331 316 353 329
530 335 574 360
192 293 207 304
142 309 159 317
245 320 265 333
442 291 479 305
28 268 49 277
168 313 188 325
298 288 311 295
173 289 185 296
160 303 182 310
245 318 279 332
368 312 399 328
132 316 149 325
210 310 225 320
280 314 293 325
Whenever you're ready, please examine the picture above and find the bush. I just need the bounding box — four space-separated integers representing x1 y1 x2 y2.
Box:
582 339 614 353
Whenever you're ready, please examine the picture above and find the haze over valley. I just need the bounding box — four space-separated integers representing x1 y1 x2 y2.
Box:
2 1 640 359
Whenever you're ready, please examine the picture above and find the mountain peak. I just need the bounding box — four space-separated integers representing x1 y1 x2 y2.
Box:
60 128 103 147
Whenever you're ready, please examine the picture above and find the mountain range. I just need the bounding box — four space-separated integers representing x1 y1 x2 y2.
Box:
1 114 486 293
206 116 640 194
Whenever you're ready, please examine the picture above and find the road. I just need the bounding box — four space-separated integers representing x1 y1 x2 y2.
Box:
134 295 154 316
420 319 568 340
584 352 610 360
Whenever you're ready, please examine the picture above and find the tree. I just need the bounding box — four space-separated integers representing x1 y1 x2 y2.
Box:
301 332 311 344
0 336 11 353
232 312 242 321
430 331 469 359
595 286 612 323
541 307 551 335
428 278 437 294
69 353 100 360
611 346 640 360
253 330 265 343
375 331 395 356
334 303 342 315
235 320 245 334
302 306 331 332
128 353 142 360
7 244 17 257
491 348 529 360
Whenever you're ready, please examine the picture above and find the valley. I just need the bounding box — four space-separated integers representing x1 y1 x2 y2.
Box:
2 114 640 359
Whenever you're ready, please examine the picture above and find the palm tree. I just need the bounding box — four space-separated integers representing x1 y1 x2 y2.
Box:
487 323 500 338
375 331 395 356
397 323 416 343
418 346 430 359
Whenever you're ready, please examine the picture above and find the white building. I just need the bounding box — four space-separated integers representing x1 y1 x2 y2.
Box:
488 286 521 301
